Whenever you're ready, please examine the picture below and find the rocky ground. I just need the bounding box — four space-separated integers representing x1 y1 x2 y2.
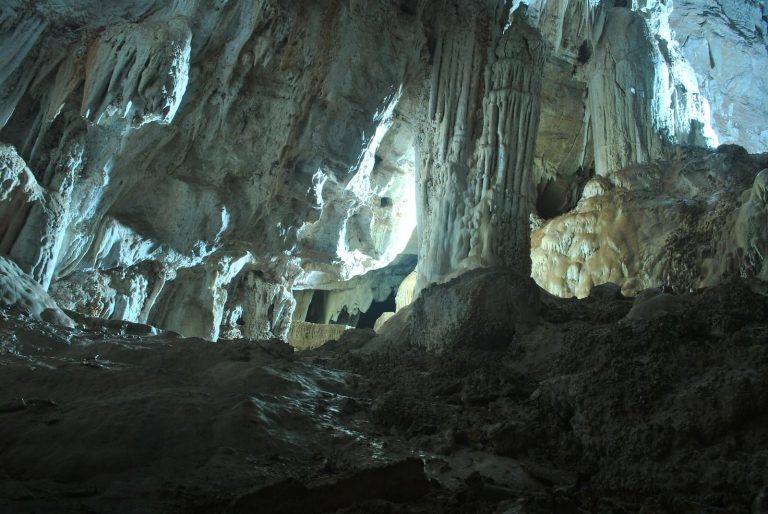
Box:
1 273 767 513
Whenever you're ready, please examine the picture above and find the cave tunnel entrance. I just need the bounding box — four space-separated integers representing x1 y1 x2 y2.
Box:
536 166 594 220
295 257 417 331
302 289 364 327
357 290 396 329
300 288 398 329
304 290 327 324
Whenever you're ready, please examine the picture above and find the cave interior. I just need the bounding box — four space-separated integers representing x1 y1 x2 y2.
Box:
0 0 767 512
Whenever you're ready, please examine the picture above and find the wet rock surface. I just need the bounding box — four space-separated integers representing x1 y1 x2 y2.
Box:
1 275 766 513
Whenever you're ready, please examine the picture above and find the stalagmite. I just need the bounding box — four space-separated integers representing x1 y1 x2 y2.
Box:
417 5 545 290
470 17 545 273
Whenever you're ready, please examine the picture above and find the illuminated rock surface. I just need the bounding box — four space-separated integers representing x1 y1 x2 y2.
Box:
0 256 73 327
0 0 424 340
532 148 768 297
0 0 766 332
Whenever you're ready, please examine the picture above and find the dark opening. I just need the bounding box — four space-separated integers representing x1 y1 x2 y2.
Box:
613 0 628 6
357 290 397 329
334 306 360 326
577 40 592 64
537 179 575 220
305 290 327 324
380 196 393 208
536 166 594 220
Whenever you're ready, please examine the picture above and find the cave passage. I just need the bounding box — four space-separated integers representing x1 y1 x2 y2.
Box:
334 306 360 327
304 290 328 324
303 288 398 329
357 290 396 329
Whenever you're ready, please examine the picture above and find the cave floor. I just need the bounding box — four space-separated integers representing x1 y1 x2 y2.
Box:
0 281 767 513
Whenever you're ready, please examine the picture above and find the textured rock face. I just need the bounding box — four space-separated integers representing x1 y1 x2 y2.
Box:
0 256 73 327
670 0 768 152
414 0 766 292
416 6 546 290
372 268 541 353
287 321 350 350
0 0 425 338
0 0 766 336
531 148 768 297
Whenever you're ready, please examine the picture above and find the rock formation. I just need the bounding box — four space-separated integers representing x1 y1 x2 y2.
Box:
1 0 767 512
0 255 73 327
532 147 768 297
1 259 766 513
0 0 426 342
0 0 766 341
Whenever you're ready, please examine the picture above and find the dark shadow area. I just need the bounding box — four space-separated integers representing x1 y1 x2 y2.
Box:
335 306 360 327
305 290 327 324
536 166 594 220
357 290 396 329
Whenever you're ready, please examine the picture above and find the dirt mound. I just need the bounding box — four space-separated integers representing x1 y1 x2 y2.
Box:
1 278 766 513
370 267 541 352
322 279 768 512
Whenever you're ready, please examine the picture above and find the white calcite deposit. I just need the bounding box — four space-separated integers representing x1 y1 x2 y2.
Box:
0 0 766 338
531 148 768 297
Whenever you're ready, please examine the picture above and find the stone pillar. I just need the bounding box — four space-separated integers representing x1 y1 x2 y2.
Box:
417 6 545 289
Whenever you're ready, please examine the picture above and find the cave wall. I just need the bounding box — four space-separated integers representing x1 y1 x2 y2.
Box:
0 0 766 336
670 0 768 153
0 0 426 339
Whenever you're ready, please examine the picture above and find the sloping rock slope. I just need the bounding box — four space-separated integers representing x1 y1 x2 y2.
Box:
1 270 766 513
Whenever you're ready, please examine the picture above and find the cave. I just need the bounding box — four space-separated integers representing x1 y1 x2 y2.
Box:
0 1 767 512
356 290 397 329
303 288 396 329
304 290 329 325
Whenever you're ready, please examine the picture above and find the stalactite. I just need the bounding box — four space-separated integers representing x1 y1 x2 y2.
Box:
0 0 766 337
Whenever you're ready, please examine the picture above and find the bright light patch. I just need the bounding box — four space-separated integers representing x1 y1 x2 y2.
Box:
312 169 328 207
334 85 418 280
344 86 402 202
378 174 417 264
